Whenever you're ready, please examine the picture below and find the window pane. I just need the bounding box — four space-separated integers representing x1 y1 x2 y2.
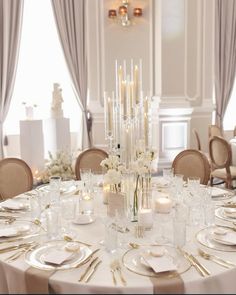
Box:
4 0 82 137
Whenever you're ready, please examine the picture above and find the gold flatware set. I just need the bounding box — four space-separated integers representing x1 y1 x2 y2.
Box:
198 249 236 268
78 250 102 283
178 247 210 277
110 259 127 286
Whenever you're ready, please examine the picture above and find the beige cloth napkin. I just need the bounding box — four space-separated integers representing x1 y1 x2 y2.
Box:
150 273 185 294
25 266 56 294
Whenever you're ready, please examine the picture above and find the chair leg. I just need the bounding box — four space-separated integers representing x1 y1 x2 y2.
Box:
210 177 213 187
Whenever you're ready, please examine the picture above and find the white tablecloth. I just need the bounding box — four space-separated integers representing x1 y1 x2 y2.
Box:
0 185 236 294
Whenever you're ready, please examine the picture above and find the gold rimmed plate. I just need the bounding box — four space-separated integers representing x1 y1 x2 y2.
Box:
37 181 77 196
195 225 236 252
0 220 40 240
25 240 92 270
215 207 236 222
122 245 191 277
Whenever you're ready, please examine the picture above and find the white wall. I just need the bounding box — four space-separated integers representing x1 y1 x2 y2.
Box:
4 0 216 170
87 0 215 168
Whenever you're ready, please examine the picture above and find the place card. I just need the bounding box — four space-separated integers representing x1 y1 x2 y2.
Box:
107 192 125 217
141 253 177 273
43 250 74 265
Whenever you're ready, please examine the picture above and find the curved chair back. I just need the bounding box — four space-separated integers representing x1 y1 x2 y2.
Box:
208 124 223 139
209 136 231 169
0 158 33 200
192 128 201 151
172 149 211 185
208 136 236 189
75 148 108 180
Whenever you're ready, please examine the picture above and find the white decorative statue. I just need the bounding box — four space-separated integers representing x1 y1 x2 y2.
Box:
51 83 64 118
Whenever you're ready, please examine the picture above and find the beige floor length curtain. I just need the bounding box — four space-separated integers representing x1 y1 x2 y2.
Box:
51 0 89 150
0 0 24 158
215 0 236 129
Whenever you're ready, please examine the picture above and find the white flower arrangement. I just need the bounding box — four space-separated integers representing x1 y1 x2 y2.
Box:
100 155 124 192
40 150 75 183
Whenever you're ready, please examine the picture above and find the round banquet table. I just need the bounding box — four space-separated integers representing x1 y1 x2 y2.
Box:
0 181 236 294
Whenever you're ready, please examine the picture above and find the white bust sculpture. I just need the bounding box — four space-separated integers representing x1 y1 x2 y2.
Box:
51 83 64 118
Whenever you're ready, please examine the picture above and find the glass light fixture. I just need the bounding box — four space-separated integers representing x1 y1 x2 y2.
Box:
108 0 143 27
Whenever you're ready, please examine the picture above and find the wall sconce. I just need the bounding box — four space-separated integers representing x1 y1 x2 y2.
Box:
108 0 143 27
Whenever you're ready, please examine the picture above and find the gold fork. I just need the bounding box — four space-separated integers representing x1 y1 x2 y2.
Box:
111 259 127 286
110 262 117 285
198 249 236 268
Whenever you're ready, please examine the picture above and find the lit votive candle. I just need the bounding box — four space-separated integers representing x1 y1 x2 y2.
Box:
80 193 94 215
138 208 153 229
155 197 172 213
103 184 110 204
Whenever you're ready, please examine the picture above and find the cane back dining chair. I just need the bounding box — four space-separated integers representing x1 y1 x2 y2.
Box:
75 148 108 180
0 157 33 200
209 136 236 189
172 149 211 185
208 124 223 139
192 128 201 151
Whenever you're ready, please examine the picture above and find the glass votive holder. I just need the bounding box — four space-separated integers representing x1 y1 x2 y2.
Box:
79 191 94 216
45 206 60 240
49 175 61 191
138 189 153 229
102 183 110 204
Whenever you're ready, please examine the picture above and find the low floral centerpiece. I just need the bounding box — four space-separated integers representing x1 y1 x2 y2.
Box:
40 150 75 183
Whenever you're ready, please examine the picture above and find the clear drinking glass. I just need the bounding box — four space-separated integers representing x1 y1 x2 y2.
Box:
80 168 92 190
49 176 61 204
45 205 60 240
60 197 76 237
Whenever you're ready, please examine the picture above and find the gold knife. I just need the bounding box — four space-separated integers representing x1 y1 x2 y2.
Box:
84 260 102 283
178 247 208 277
189 254 210 276
0 233 40 244
78 257 99 282
75 248 100 269
0 241 35 254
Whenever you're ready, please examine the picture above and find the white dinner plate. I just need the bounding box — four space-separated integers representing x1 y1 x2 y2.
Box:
215 207 236 222
25 240 92 270
122 245 190 277
38 181 77 196
196 225 236 252
0 220 40 240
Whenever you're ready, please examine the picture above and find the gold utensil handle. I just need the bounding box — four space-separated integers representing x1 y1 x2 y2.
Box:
78 257 98 282
211 257 232 269
75 248 100 268
118 268 127 286
84 260 102 283
190 254 210 276
111 269 117 285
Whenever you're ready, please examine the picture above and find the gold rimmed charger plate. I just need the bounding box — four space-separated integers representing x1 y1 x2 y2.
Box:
121 245 191 278
37 181 77 196
215 207 236 222
25 240 92 270
195 225 236 252
0 220 40 241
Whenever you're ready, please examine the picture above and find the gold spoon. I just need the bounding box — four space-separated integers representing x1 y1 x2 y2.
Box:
63 234 92 247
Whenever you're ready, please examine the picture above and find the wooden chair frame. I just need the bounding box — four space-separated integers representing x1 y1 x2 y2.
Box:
209 136 235 189
75 148 108 180
172 149 211 185
0 157 33 200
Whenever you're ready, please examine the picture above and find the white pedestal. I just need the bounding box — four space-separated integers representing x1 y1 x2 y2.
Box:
43 118 71 158
19 120 45 174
